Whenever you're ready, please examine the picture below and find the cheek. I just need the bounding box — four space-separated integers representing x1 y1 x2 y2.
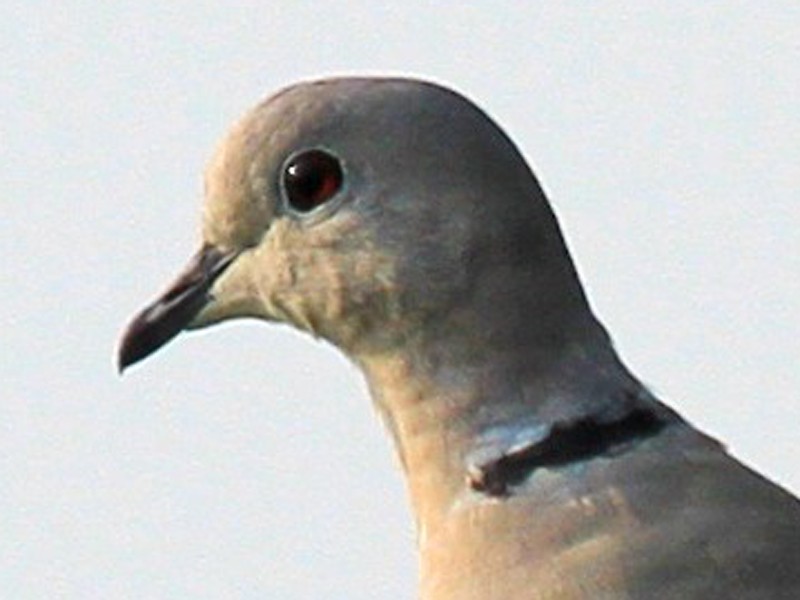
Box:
250 219 349 334
296 243 399 343
251 229 306 326
254 219 401 345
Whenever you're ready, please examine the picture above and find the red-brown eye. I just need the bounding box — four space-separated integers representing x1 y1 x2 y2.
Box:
282 149 343 213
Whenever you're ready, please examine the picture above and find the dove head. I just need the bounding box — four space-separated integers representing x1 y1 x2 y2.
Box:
119 77 595 373
118 77 634 532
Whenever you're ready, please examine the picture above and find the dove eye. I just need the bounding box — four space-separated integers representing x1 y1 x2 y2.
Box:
282 149 344 213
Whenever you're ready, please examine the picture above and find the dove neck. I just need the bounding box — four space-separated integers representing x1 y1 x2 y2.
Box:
356 306 643 534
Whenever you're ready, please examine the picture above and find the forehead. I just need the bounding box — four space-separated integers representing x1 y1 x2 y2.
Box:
206 78 469 190
201 78 504 245
199 80 399 247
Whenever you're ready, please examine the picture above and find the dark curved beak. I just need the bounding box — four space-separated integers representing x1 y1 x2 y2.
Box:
117 245 238 372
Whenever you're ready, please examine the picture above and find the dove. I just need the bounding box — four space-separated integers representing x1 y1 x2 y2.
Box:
119 78 800 599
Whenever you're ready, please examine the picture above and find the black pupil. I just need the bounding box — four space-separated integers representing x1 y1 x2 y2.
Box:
284 150 343 212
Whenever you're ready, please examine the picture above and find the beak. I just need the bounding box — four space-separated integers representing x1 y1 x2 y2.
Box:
117 244 238 372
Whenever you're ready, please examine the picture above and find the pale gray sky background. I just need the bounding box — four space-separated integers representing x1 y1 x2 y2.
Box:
2 3 798 599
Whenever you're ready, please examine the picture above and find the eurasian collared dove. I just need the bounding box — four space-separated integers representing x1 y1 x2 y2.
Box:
118 78 800 599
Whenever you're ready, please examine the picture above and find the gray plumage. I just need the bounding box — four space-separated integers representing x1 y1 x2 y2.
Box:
119 78 800 599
